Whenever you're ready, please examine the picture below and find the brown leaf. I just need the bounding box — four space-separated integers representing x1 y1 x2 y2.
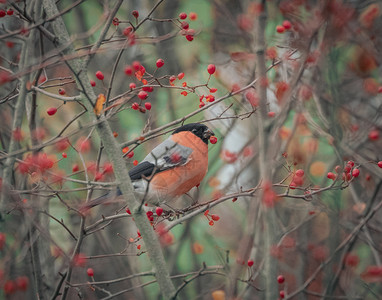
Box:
94 93 106 116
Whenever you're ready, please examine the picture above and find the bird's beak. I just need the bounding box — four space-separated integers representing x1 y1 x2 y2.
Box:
203 128 215 139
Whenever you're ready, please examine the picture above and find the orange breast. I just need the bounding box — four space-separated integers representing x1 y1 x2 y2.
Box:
150 131 209 197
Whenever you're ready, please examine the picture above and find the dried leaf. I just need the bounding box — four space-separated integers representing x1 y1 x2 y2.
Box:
94 93 106 116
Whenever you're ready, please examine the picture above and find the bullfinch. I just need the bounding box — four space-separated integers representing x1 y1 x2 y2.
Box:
82 123 215 209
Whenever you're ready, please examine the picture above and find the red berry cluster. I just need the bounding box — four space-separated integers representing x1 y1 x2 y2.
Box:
204 210 220 226
123 60 159 112
0 7 14 18
177 11 198 41
276 20 292 33
329 160 361 182
3 276 29 295
277 275 286 298
122 146 135 159
18 153 55 174
145 207 164 224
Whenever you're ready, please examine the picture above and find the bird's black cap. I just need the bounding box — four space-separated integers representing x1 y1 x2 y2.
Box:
172 123 214 144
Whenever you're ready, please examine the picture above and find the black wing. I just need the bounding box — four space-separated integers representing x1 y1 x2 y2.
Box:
128 161 157 180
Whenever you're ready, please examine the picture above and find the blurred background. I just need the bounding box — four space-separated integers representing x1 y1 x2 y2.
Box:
1 0 382 299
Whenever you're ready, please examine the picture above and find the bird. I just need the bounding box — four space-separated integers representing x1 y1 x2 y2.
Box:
81 123 215 210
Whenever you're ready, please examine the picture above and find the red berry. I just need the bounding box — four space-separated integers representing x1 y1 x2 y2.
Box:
186 35 194 41
280 290 285 298
282 20 292 30
295 169 304 177
90 80 96 87
123 26 133 36
289 182 297 189
247 259 254 267
62 152 67 158
347 160 355 167
276 25 285 33
208 220 214 226
277 275 285 284
345 254 360 267
138 91 148 100
327 172 336 180
129 83 136 89
268 111 275 117
352 168 360 177
210 136 217 144
206 94 216 102
0 10 6 18
132 10 139 18
142 86 153 92
335 165 342 173
124 65 133 75
131 102 139 110
126 208 131 214
179 12 187 19
132 61 141 71
156 58 164 68
94 172 103 181
87 268 94 277
15 276 29 291
207 64 216 75
47 107 57 116
368 129 379 141
211 214 220 221
7 9 14 16
294 176 303 186
178 72 185 80
344 165 351 173
72 164 79 172
112 17 120 26
4 280 16 295
58 88 66 95
378 161 382 168
127 151 134 158
156 207 163 216
181 21 189 29
189 12 197 20
139 65 146 75
133 160 138 166
95 71 104 80
144 102 152 110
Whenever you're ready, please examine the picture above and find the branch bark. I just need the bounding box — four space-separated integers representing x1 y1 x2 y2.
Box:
254 2 277 300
